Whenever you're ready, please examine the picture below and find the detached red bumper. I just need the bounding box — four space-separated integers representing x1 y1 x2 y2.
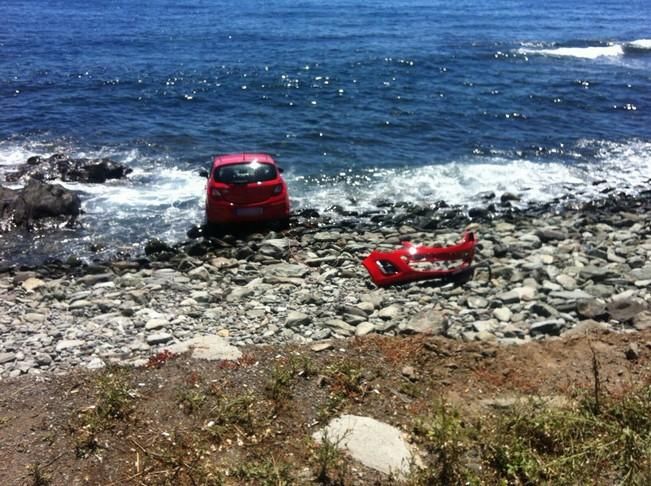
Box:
362 232 477 287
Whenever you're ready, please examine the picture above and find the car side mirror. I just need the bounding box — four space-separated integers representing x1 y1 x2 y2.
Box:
278 167 284 174
198 169 209 178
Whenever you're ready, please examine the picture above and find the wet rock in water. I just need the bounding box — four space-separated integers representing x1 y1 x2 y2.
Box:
500 192 521 203
145 239 175 256
185 241 210 257
7 153 132 183
468 207 490 219
476 191 496 201
295 208 320 219
1 179 80 228
186 225 202 239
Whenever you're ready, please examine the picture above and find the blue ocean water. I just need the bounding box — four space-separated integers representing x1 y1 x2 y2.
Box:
1 0 650 262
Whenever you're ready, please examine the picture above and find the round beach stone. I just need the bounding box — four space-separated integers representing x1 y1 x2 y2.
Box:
146 333 173 345
467 296 488 309
493 307 512 322
355 322 375 336
285 311 311 328
378 304 402 320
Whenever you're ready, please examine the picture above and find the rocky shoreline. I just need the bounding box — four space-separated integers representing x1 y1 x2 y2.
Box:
1 190 651 379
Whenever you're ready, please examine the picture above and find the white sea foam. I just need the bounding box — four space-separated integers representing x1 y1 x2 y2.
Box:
518 39 651 59
0 141 205 242
0 141 42 166
60 161 205 241
517 44 624 59
290 140 651 214
627 39 651 49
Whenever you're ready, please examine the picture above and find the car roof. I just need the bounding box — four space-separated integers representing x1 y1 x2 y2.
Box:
213 153 276 167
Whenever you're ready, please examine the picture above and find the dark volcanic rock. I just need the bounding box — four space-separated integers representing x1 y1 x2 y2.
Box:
144 239 175 256
468 207 490 219
1 179 81 228
500 192 521 203
529 320 563 337
7 153 132 184
295 208 320 219
535 228 568 242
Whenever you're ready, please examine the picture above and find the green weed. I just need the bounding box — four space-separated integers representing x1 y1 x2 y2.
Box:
231 456 295 485
205 392 256 442
312 429 349 485
73 366 135 458
177 387 207 415
408 387 651 485
28 463 51 486
264 363 295 402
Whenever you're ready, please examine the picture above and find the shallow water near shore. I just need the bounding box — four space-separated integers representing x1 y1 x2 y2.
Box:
1 0 651 264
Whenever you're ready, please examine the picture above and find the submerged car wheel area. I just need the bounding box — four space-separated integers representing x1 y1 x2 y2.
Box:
205 153 290 228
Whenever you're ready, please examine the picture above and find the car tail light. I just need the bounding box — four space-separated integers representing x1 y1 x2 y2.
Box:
272 183 283 195
210 188 223 198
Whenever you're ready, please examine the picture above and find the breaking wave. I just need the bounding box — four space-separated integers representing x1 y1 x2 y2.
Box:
517 39 651 59
291 139 651 212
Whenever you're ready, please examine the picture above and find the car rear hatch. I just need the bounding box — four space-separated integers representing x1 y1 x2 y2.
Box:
213 162 280 204
220 182 278 204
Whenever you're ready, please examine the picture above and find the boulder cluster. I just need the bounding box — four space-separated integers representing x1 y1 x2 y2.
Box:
0 153 131 230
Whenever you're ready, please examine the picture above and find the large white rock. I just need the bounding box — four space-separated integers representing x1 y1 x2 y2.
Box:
165 335 242 361
313 414 418 478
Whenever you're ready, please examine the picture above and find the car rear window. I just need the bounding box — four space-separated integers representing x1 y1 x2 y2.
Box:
214 162 277 184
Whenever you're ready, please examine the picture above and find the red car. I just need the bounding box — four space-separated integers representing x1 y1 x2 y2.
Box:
205 153 290 227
